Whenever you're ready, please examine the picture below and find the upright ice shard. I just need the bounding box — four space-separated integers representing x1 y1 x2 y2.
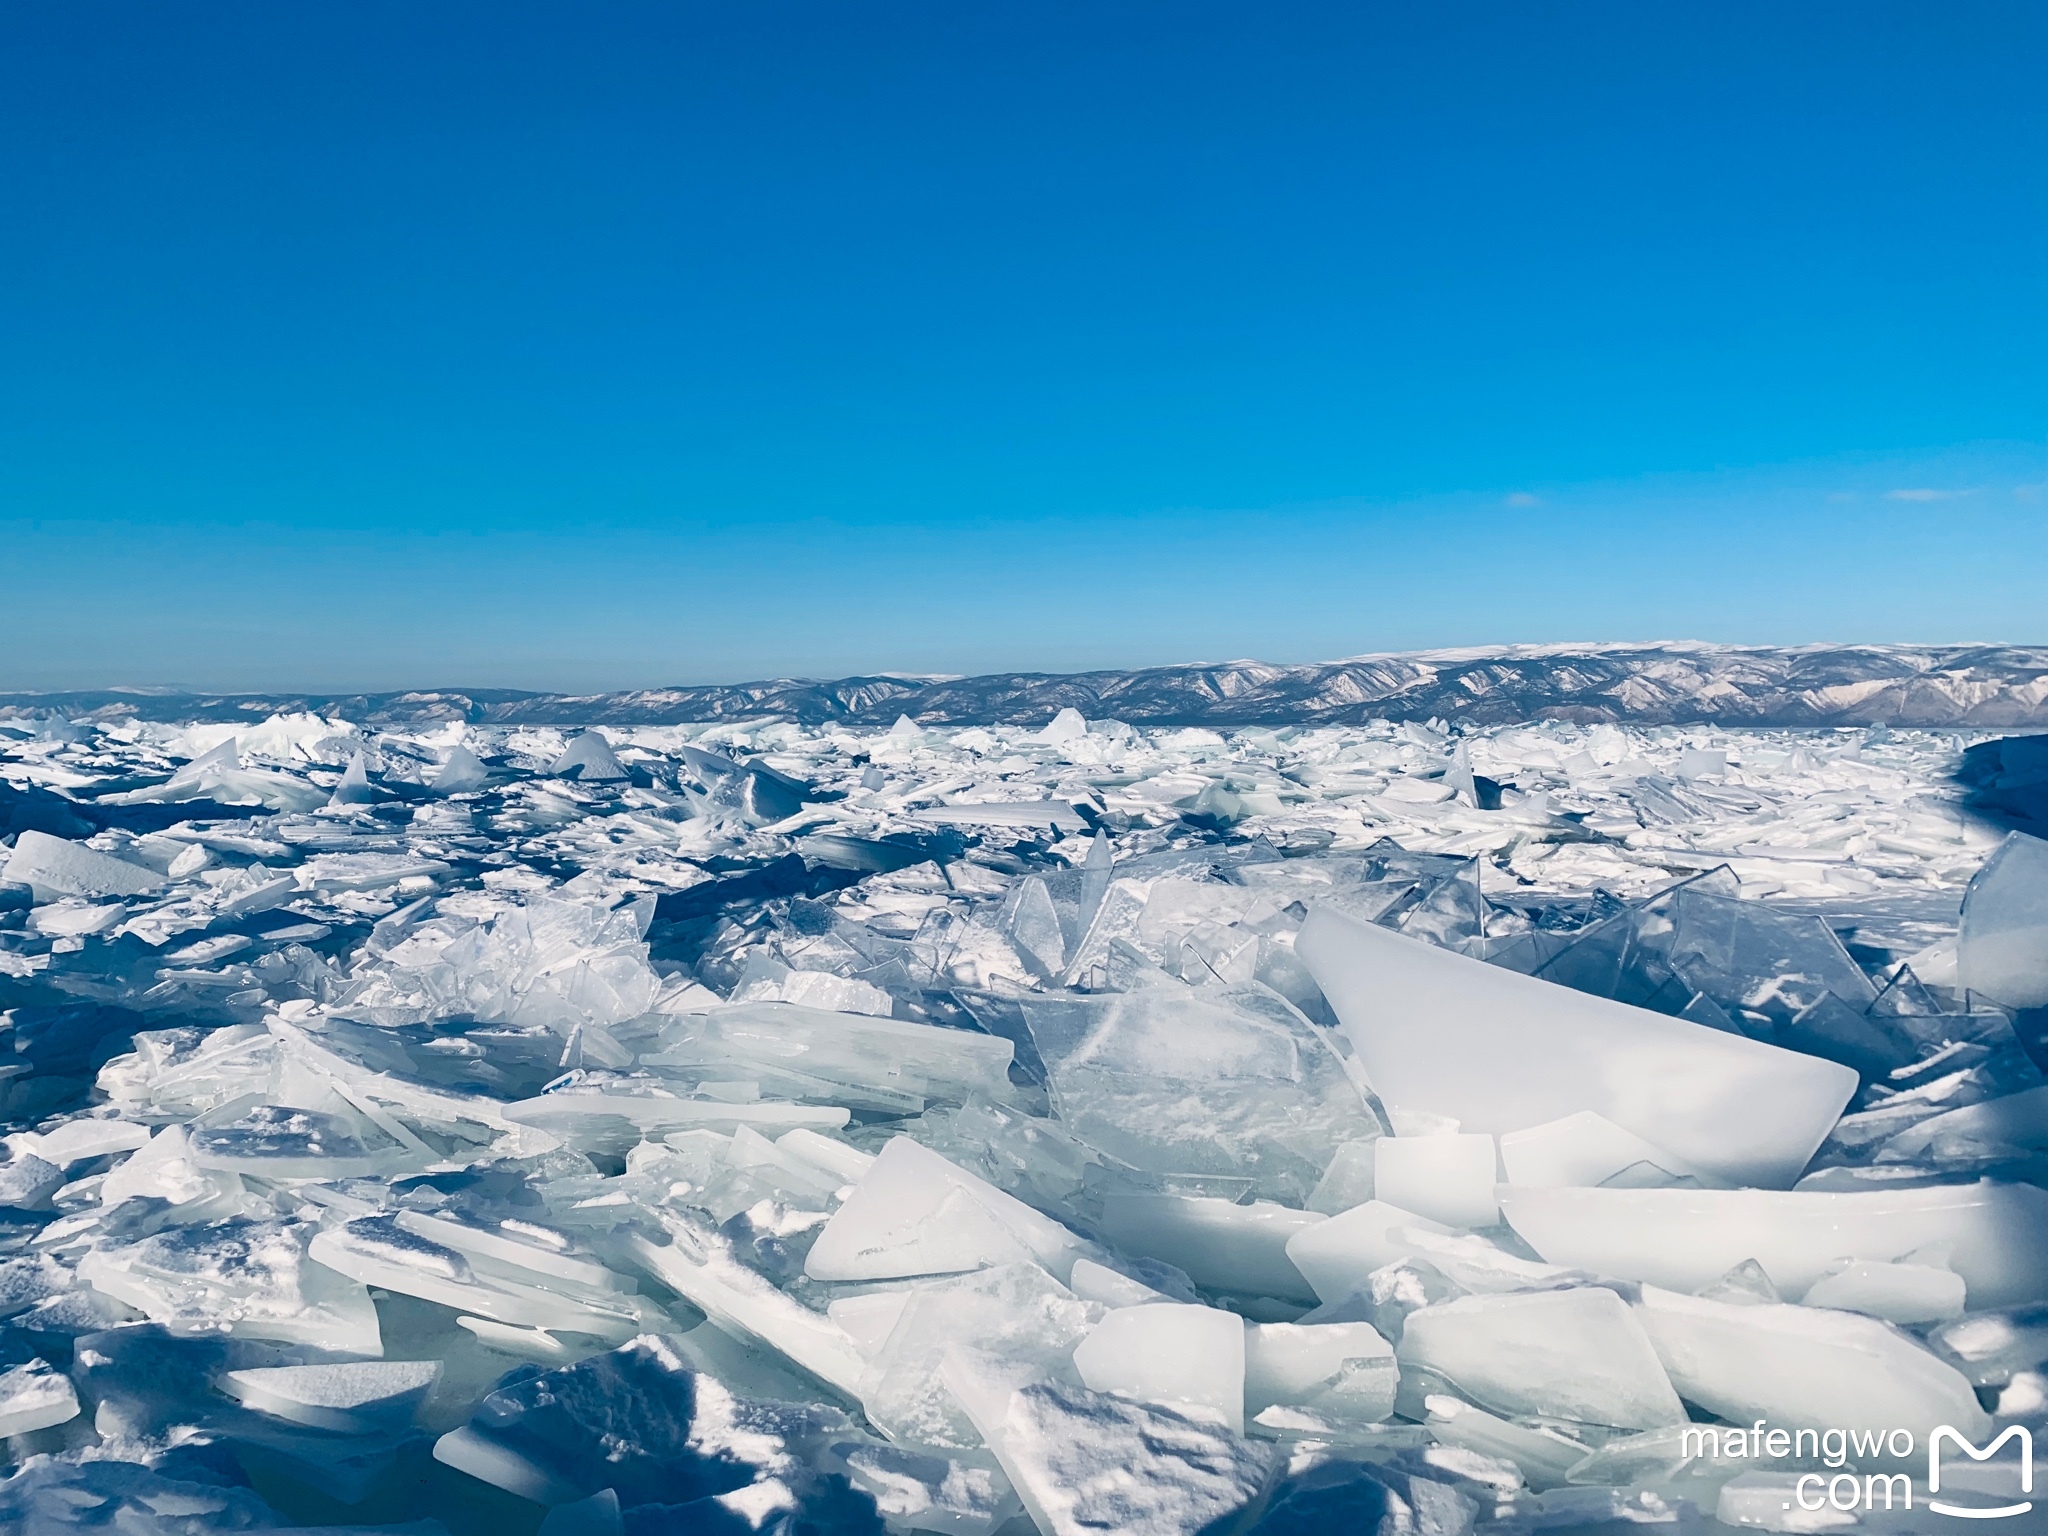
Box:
549 732 628 782
1958 831 2048 1009
431 743 490 793
1297 904 1858 1188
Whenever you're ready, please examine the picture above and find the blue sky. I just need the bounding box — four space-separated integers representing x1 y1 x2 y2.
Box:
2 3 2043 692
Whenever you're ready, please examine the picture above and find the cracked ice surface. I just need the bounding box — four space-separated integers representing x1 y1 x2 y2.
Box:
0 707 2043 1535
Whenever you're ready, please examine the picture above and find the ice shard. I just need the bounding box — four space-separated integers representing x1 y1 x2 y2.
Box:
1241 1319 1397 1425
859 1262 1101 1447
0 1358 80 1437
1499 1181 2048 1307
1283 1200 1452 1305
1097 1193 1323 1302
1634 1284 1991 1438
1958 831 2048 1009
1397 1289 1686 1430
805 1135 1092 1283
2 829 163 903
1297 903 1860 1189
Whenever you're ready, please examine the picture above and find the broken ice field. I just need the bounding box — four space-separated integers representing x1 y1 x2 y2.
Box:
0 706 2045 1534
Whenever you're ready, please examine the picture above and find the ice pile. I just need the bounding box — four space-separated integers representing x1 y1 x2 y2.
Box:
0 708 2043 1535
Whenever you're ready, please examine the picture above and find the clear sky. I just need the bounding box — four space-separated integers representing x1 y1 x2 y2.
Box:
2 3 2043 692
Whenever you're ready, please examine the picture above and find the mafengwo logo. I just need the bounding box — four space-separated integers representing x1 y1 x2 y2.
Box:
1930 1426 2034 1521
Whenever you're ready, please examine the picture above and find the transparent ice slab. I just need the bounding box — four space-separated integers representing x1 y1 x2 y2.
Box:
1958 831 2048 1009
858 1262 1101 1448
1397 1288 1685 1430
1242 1318 1397 1426
644 999 1019 1109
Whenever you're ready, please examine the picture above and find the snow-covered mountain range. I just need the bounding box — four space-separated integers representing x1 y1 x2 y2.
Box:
6 642 2047 729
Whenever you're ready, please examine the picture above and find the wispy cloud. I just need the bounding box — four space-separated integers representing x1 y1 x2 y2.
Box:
1504 492 1542 508
1885 487 1974 502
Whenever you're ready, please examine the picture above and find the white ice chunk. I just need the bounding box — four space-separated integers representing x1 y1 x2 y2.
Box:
549 731 627 781
1398 1289 1685 1429
0 1358 79 1436
1297 903 1858 1189
1037 708 1089 743
941 1349 1270 1536
1499 1182 2048 1309
806 1136 1090 1284
1372 1133 1499 1229
1958 831 2048 1008
1498 1110 1709 1189
432 743 490 794
2 830 163 903
0 1147 61 1210
1242 1319 1397 1425
1798 1259 1967 1324
217 1360 441 1432
1096 1194 1322 1302
1283 1200 1451 1305
1072 1303 1245 1431
1635 1283 1991 1439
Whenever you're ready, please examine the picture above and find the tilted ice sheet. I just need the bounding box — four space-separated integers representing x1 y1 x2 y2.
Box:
1297 904 1859 1189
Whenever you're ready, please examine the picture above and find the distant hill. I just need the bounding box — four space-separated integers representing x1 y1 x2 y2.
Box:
5 643 2047 730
